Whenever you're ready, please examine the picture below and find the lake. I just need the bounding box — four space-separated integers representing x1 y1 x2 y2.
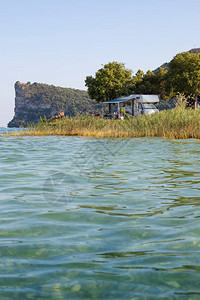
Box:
1 133 200 299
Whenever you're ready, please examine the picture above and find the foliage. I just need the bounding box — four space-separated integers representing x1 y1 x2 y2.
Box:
85 62 168 102
13 108 200 139
166 52 200 97
8 49 200 128
120 107 127 117
8 81 103 127
85 49 200 105
134 67 167 99
157 98 177 111
175 93 187 109
188 48 200 54
85 62 135 102
40 115 47 123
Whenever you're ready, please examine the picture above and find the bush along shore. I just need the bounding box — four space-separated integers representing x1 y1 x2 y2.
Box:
8 107 200 139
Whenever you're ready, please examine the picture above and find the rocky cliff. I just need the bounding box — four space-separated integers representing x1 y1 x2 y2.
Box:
8 81 102 127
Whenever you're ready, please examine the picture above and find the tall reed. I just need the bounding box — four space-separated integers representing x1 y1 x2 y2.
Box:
11 108 200 139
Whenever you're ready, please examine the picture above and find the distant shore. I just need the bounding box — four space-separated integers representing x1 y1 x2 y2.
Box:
7 108 200 139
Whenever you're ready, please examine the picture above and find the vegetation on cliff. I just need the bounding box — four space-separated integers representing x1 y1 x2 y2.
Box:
8 48 200 128
8 82 102 127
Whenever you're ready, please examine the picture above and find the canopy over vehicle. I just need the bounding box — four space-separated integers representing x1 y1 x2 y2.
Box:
103 94 159 119
104 94 159 104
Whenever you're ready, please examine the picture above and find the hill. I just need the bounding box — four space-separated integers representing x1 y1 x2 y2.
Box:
153 48 200 73
8 81 102 127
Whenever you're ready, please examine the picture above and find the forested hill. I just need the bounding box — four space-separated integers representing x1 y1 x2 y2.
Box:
188 48 200 54
153 48 200 73
8 81 102 127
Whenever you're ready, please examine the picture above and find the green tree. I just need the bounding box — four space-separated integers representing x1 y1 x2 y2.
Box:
134 68 167 98
155 67 168 99
136 69 144 80
134 69 154 94
85 62 135 102
167 52 200 97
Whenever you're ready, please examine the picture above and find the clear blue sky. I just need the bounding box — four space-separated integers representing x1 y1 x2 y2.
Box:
0 0 199 127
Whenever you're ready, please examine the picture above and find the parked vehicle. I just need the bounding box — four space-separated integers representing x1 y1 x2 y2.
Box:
104 94 159 118
137 103 159 115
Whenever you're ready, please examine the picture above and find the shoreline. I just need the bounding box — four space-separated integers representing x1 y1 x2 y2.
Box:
5 108 200 139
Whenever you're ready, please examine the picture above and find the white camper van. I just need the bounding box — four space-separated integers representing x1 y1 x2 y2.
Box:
104 94 159 118
134 95 159 115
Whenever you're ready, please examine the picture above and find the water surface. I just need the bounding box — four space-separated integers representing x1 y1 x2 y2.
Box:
1 134 200 299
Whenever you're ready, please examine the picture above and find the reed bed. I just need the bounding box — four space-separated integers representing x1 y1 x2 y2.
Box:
10 108 200 139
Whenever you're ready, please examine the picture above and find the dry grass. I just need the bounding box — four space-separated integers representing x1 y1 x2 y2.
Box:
10 108 200 139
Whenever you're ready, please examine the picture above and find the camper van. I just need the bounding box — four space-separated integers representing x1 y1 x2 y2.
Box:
134 95 159 115
104 94 159 119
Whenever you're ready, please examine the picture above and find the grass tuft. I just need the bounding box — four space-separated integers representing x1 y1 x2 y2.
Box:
9 108 200 139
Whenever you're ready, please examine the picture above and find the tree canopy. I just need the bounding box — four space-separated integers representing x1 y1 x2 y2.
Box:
167 52 200 97
85 50 200 104
134 67 167 99
85 62 135 102
85 62 168 102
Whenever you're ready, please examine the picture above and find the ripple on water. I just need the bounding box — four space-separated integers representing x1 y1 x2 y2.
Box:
0 136 200 299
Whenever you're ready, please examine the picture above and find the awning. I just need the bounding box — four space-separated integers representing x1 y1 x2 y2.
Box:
103 94 159 104
103 95 135 104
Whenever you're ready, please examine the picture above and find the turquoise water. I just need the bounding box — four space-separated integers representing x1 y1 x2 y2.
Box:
1 133 200 299
0 127 23 135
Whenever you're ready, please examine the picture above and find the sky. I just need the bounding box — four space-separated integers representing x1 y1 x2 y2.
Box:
0 0 199 127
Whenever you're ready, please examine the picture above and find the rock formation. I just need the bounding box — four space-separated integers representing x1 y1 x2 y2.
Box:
8 81 102 127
